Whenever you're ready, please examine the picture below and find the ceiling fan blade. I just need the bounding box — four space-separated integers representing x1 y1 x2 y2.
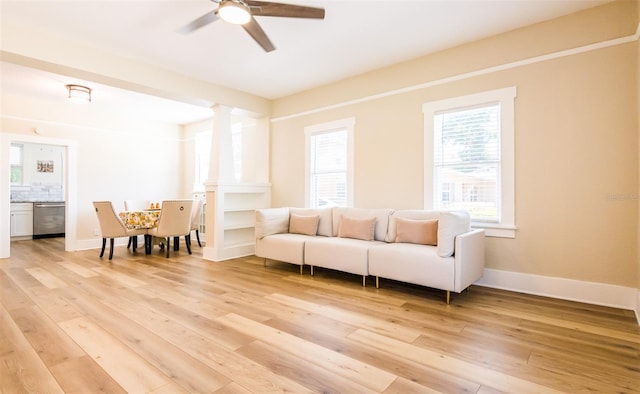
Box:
246 1 325 19
177 12 219 34
241 17 275 52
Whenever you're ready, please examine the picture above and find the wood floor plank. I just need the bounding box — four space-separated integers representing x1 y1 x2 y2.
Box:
58 316 171 393
237 340 378 393
0 304 64 393
48 355 127 394
8 305 86 366
216 312 398 392
58 261 100 278
25 267 68 289
92 266 148 288
348 328 565 394
267 292 423 342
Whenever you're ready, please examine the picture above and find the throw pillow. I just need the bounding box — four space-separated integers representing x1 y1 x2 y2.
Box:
395 217 438 245
338 216 376 241
289 214 320 236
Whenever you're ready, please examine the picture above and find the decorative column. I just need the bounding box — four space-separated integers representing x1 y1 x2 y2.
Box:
202 105 271 261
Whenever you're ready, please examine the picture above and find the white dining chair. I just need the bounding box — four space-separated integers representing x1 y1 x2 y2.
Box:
93 201 147 260
146 200 194 258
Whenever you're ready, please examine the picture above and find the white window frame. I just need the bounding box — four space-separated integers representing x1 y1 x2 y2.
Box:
194 130 212 192
423 87 516 238
304 117 355 208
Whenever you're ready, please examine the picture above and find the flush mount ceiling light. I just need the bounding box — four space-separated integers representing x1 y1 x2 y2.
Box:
66 84 91 103
217 0 251 25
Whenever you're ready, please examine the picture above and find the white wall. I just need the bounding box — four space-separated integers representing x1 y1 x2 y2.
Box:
1 90 188 254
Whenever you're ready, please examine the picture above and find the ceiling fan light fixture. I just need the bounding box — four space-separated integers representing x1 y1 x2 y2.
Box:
218 0 251 25
66 84 91 103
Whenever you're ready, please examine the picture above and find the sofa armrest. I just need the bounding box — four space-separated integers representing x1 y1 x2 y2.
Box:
453 229 485 292
255 207 290 240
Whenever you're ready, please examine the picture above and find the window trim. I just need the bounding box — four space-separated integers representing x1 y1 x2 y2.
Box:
304 117 355 208
423 87 516 238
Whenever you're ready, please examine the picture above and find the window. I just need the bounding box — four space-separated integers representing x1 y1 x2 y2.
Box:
231 122 242 182
424 87 516 237
305 118 355 208
194 130 212 191
10 143 23 184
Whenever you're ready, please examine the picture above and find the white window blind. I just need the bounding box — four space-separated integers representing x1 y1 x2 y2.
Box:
309 130 347 208
10 144 23 184
424 86 516 237
10 144 22 166
195 131 211 190
434 102 501 222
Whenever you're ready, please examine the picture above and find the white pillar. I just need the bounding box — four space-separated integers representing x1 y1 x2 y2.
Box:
208 104 235 183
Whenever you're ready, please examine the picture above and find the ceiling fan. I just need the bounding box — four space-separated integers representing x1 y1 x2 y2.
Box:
179 0 325 52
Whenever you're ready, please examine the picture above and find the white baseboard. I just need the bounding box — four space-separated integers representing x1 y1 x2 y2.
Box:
636 290 640 326
74 238 132 251
475 268 639 324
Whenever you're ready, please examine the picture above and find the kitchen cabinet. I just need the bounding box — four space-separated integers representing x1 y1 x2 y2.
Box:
10 203 33 237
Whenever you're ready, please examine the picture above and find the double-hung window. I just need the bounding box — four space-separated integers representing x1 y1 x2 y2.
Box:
423 87 516 237
10 143 23 185
194 130 212 191
305 118 355 208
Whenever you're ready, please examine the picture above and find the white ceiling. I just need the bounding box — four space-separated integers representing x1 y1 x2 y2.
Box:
1 0 610 124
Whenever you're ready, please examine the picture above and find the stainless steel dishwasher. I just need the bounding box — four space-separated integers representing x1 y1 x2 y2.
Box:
33 202 65 239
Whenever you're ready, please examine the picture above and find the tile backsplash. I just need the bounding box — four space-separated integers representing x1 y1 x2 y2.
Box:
11 183 64 202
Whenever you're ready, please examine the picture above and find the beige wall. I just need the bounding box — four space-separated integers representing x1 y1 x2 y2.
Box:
637 1 640 310
271 1 639 288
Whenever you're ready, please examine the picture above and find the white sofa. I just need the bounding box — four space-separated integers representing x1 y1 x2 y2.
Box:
255 207 485 303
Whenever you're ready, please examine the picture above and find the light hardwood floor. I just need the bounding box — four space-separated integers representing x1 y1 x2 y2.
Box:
1 237 639 393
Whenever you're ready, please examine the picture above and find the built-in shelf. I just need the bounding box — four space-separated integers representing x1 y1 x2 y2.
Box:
203 182 271 262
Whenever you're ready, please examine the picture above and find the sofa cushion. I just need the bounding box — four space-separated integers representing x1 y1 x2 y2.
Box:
305 237 383 276
332 207 393 241
255 233 309 265
290 207 332 236
255 207 290 239
387 210 470 257
289 214 320 236
437 211 471 257
338 216 376 241
386 210 439 242
395 217 438 246
369 243 455 290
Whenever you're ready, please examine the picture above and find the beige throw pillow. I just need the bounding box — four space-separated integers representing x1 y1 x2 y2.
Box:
395 217 438 245
338 216 376 241
289 214 320 236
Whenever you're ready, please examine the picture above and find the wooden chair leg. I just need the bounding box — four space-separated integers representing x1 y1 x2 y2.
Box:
100 238 106 258
127 236 132 249
108 238 115 260
174 236 180 251
132 236 138 252
185 235 192 255
195 230 201 247
165 237 170 258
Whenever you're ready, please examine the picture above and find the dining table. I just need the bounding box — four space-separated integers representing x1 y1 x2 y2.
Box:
119 209 162 254
119 209 161 230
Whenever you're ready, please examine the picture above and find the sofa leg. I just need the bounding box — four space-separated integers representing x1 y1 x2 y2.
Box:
310 266 314 276
299 265 303 275
376 276 379 288
446 291 451 305
263 258 267 267
362 276 366 287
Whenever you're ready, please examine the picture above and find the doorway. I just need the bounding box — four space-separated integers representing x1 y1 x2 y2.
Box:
1 132 77 258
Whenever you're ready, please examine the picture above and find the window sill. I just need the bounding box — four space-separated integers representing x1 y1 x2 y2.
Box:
471 223 516 238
